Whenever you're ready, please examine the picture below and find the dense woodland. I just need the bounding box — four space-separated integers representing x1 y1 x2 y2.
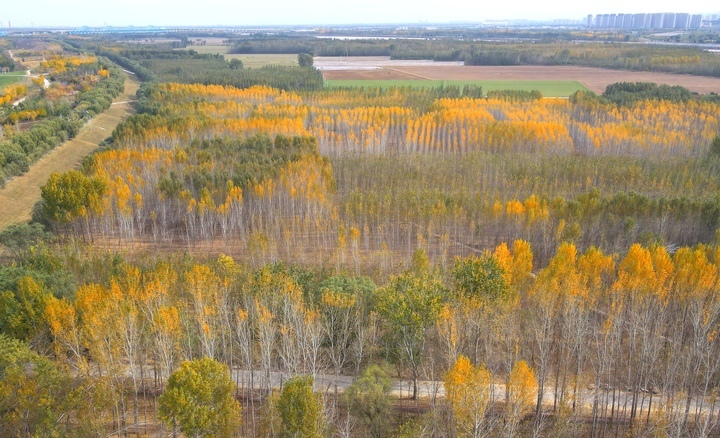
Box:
3 35 720 437
36 81 720 265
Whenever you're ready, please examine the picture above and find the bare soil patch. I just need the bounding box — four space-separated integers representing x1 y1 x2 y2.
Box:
0 75 140 230
322 68 422 80
315 56 463 70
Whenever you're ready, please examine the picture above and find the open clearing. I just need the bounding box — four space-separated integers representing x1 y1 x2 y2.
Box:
0 75 140 230
178 45 298 67
326 79 587 97
224 53 298 68
316 57 720 94
0 74 24 87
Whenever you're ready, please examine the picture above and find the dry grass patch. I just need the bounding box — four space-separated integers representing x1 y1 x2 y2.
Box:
224 53 299 68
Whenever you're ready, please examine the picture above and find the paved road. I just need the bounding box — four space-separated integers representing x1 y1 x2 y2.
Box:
230 368 715 419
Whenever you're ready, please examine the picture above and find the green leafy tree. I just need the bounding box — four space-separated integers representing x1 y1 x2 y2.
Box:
452 254 508 304
159 357 241 438
41 170 106 224
345 365 394 438
411 247 430 275
298 53 314 67
376 263 446 399
0 276 51 341
0 223 51 259
317 274 376 308
0 243 78 300
277 375 324 438
0 334 108 437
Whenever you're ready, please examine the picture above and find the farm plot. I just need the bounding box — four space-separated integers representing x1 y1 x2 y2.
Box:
317 57 720 94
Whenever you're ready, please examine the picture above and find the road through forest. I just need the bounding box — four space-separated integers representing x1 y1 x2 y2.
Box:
229 368 716 422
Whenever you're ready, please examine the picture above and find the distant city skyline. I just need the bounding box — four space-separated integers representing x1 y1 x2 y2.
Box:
588 12 706 29
0 0 718 28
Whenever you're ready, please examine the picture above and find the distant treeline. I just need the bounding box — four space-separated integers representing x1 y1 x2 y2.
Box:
229 38 464 60
463 44 720 77
228 37 720 77
111 48 325 91
574 81 720 106
486 89 543 101
325 84 486 110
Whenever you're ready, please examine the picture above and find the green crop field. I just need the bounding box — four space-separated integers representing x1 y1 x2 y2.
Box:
324 79 588 97
0 75 24 88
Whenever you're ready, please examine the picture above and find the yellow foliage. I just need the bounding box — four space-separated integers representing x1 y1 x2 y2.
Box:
507 360 537 420
321 289 356 308
445 355 492 435
0 84 26 105
506 200 525 218
615 243 656 296
673 246 717 299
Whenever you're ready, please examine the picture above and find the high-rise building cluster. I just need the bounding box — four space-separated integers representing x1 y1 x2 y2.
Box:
587 13 704 29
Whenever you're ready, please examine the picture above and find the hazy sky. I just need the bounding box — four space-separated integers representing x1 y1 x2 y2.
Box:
1 0 718 27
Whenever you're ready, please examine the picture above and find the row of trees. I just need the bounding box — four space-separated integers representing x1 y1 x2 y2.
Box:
121 82 720 158
4 238 720 435
0 55 126 185
96 47 326 91
40 133 335 253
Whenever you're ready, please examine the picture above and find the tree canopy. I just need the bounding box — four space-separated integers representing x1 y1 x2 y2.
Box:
277 375 324 438
158 357 241 438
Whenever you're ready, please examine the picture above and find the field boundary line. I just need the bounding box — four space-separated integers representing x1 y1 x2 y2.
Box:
384 67 433 80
